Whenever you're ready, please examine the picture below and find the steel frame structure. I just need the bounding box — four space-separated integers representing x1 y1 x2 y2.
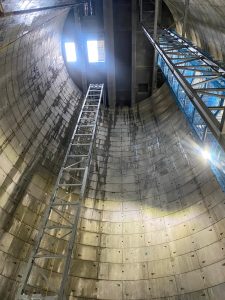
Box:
151 0 160 92
0 1 92 16
143 25 225 190
143 25 225 149
16 84 104 300
182 0 189 38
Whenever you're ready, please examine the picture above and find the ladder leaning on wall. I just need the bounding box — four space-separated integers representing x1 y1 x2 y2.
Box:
16 83 104 300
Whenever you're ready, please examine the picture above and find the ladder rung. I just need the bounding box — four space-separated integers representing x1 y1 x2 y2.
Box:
82 111 96 113
78 119 95 127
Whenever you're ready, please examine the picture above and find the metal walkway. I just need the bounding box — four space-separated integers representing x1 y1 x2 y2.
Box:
142 25 225 190
143 26 225 145
17 84 104 300
159 30 225 139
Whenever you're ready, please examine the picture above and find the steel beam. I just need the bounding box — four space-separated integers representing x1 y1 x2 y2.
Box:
74 7 88 93
103 0 116 107
182 0 190 38
142 26 224 143
139 0 143 22
0 2 83 16
151 0 160 93
131 0 137 105
143 25 225 150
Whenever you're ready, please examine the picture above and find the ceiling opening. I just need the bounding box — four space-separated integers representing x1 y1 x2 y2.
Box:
65 42 77 63
87 40 105 63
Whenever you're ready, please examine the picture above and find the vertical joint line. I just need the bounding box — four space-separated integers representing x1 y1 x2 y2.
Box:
182 0 190 38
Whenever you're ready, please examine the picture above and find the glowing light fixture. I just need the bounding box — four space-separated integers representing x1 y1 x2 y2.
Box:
65 42 77 62
87 40 105 63
201 148 211 160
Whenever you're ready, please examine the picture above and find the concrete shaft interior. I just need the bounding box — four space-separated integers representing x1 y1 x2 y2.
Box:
1 1 225 299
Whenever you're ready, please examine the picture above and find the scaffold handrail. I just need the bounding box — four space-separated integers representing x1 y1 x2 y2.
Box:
142 25 225 151
143 24 225 191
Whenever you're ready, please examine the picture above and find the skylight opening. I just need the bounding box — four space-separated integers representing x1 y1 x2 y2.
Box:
65 42 77 62
87 40 105 63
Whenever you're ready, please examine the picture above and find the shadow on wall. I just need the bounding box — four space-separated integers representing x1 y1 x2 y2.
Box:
0 5 82 299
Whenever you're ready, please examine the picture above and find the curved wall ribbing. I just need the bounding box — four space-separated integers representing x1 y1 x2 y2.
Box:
70 85 225 299
0 1 225 299
0 7 82 299
164 0 225 60
14 84 225 300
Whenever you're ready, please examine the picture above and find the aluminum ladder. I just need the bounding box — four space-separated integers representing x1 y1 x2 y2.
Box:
16 83 104 300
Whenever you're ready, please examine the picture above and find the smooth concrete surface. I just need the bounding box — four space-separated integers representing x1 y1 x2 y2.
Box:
72 84 225 299
0 5 82 299
164 0 225 60
0 1 225 299
3 84 225 299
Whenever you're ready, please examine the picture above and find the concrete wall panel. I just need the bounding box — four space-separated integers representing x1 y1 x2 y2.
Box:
0 1 225 299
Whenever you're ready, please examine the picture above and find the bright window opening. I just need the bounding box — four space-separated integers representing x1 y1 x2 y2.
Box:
87 40 105 63
65 42 77 62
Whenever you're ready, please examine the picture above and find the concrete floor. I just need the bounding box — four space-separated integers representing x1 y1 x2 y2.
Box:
164 0 225 61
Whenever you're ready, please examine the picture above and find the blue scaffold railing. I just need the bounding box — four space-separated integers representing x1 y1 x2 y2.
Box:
143 25 225 190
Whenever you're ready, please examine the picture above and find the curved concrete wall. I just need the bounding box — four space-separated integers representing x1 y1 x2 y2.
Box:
164 0 225 60
14 84 225 300
71 84 225 299
0 7 82 299
0 1 225 300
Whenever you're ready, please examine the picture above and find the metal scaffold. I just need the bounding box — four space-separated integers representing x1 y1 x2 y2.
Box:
16 84 104 300
142 24 225 189
158 30 225 138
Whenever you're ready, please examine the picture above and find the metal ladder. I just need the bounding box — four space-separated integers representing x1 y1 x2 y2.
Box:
16 84 104 300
